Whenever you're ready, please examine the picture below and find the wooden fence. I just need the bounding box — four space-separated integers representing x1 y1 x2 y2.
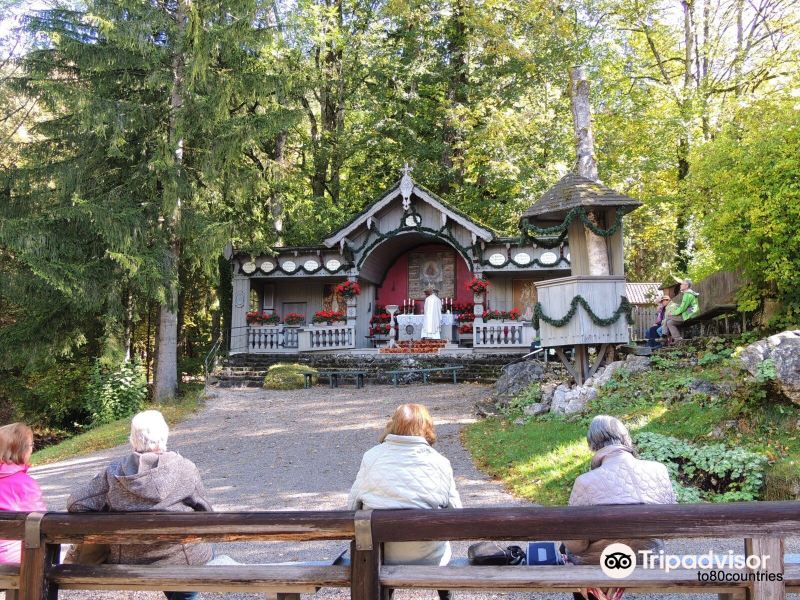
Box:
7 502 800 600
630 305 659 341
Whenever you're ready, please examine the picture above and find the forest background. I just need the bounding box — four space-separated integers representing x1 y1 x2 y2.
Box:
0 0 798 435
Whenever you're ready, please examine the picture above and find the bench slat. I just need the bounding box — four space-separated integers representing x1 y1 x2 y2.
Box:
0 564 19 589
50 564 350 592
380 565 751 592
41 511 354 544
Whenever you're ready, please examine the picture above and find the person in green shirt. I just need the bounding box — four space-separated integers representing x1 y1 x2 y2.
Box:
665 279 700 341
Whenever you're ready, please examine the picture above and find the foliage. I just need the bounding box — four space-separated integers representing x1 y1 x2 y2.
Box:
1 362 92 432
262 363 316 390
283 313 305 326
465 339 800 505
335 281 361 299
634 432 768 503
483 309 520 321
688 97 800 315
522 207 622 239
533 296 634 329
502 383 541 418
31 383 203 466
467 277 490 294
312 310 345 324
246 312 281 326
84 361 147 426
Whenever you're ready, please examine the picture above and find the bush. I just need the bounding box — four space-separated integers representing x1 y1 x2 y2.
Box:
763 460 800 501
634 432 768 502
84 360 147 426
2 362 93 432
263 363 316 390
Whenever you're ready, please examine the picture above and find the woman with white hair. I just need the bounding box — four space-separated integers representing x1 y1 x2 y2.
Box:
563 415 676 567
68 410 212 600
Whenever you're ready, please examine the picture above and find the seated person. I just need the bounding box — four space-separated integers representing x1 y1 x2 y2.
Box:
645 296 671 348
563 415 675 565
665 279 700 341
68 410 212 600
0 423 46 564
348 403 461 600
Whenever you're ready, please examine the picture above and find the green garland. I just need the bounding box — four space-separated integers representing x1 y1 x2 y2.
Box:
533 295 634 330
522 206 623 239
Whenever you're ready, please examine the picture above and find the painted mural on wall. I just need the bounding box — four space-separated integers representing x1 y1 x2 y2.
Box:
322 284 346 313
407 250 456 299
513 279 538 321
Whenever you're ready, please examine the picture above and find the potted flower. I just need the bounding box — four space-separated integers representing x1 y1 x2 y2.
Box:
312 310 346 325
335 280 361 299
246 311 280 326
284 312 305 326
506 308 521 321
466 276 490 294
482 309 505 323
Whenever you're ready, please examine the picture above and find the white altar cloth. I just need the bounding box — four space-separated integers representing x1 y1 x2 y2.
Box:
396 314 455 341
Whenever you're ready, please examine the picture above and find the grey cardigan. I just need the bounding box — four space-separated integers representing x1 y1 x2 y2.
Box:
67 451 213 565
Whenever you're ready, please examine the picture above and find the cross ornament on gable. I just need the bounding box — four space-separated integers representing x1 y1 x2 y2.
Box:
399 161 414 210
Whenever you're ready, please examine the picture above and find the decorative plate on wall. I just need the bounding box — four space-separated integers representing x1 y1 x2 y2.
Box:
513 252 531 265
260 260 275 273
241 261 256 274
303 260 319 271
404 214 421 227
325 259 342 271
540 251 558 265
488 253 506 266
282 260 297 272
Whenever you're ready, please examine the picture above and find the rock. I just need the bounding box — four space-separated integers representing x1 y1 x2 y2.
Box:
709 419 738 440
740 330 800 403
593 361 626 387
551 383 571 413
523 402 550 417
625 354 652 374
563 385 598 415
540 382 558 406
489 359 546 401
513 417 526 426
689 380 722 396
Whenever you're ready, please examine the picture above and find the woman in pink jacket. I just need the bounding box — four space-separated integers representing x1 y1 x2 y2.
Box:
0 423 46 563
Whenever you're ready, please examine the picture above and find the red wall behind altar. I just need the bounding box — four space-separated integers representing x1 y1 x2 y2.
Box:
374 243 473 310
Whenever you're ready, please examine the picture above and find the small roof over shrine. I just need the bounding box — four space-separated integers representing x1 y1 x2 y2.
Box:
522 172 642 221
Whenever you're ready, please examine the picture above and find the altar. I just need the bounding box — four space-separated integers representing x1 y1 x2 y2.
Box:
396 313 456 342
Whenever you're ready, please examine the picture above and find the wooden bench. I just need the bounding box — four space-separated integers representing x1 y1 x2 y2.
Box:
303 369 367 389
385 366 464 386
17 503 800 600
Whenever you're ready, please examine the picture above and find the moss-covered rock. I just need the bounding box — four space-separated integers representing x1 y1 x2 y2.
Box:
263 363 316 390
764 460 800 500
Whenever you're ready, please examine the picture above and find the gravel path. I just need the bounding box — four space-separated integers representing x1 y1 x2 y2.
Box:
30 383 798 600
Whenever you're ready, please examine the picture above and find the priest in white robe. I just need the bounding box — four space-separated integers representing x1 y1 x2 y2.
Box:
421 288 442 339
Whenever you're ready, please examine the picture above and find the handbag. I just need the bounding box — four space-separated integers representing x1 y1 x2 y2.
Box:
467 542 526 566
527 541 565 565
63 543 110 565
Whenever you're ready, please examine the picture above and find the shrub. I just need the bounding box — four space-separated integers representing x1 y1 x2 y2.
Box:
2 362 93 432
84 360 147 426
263 363 316 390
763 460 800 501
503 383 541 417
634 432 768 502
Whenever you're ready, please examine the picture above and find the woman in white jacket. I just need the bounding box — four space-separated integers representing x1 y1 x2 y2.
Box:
348 403 461 599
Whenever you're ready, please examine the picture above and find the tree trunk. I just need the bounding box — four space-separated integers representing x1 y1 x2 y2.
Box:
440 0 468 194
154 0 187 402
122 288 134 363
569 66 609 277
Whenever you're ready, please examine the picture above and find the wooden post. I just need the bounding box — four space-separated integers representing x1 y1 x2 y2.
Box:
744 537 784 600
20 513 59 600
350 540 381 600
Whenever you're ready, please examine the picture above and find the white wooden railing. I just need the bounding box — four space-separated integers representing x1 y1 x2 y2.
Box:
299 324 356 351
246 325 301 352
474 321 534 348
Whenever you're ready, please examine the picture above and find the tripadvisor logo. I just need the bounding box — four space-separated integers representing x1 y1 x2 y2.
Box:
600 543 637 579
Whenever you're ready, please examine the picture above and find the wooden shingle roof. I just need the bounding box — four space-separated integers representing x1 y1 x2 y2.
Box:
522 173 642 220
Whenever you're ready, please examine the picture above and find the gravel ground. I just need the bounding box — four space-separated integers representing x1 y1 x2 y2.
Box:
29 383 798 600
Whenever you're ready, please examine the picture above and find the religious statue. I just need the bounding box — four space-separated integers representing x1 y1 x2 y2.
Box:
421 288 442 339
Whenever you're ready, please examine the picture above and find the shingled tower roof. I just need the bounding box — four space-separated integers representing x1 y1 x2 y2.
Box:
522 172 642 221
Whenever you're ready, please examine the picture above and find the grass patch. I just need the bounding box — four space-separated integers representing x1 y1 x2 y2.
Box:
464 339 800 505
30 383 204 466
263 363 316 390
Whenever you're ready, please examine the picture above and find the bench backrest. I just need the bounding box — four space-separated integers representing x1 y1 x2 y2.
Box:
17 502 800 600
